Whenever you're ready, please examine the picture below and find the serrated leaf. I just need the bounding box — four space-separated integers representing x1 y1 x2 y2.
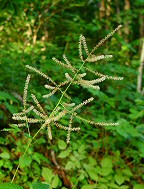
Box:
58 149 71 158
58 139 67 150
32 182 50 189
52 175 60 188
0 183 23 189
114 174 125 185
42 167 53 183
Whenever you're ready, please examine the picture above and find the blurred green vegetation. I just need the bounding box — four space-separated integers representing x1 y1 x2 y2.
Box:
0 0 144 188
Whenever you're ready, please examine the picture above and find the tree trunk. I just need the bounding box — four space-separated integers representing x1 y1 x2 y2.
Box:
137 40 144 94
124 0 131 41
139 14 144 39
99 0 105 19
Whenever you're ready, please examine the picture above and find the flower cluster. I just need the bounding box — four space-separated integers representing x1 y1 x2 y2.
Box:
12 25 123 143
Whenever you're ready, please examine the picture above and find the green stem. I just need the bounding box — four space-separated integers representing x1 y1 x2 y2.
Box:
11 139 31 183
11 126 44 182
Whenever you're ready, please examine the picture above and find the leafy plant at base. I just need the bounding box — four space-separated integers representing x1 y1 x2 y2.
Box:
0 182 50 189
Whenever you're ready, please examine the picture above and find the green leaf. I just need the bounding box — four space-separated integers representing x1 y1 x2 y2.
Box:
32 182 50 189
24 133 32 139
100 157 113 168
1 124 21 134
134 184 144 189
88 156 97 166
74 159 81 168
0 183 23 189
119 185 129 189
0 160 4 167
107 183 119 188
81 184 95 189
78 171 86 181
100 167 112 176
19 155 32 168
114 174 125 185
0 152 10 159
96 184 108 189
58 149 71 158
36 153 50 163
52 175 60 188
33 152 41 164
65 161 74 170
122 168 133 177
58 139 67 150
98 177 109 183
4 102 17 114
0 91 16 101
86 168 98 181
78 144 86 153
42 167 53 183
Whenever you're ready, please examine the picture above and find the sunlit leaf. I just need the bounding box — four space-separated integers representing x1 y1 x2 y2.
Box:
100 157 113 168
51 175 60 188
65 161 74 170
114 174 125 185
81 184 95 189
32 182 50 189
58 139 67 150
134 184 144 189
42 167 53 183
0 152 10 159
58 149 71 158
0 183 23 189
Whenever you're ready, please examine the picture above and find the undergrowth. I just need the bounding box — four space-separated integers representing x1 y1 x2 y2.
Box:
1 25 134 189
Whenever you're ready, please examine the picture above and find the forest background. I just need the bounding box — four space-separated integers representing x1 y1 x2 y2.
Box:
0 0 144 189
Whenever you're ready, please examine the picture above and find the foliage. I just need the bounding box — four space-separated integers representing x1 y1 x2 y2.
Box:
0 182 50 189
0 0 144 189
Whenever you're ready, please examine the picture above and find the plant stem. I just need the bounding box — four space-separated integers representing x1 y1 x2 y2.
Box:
11 126 44 182
11 61 86 183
